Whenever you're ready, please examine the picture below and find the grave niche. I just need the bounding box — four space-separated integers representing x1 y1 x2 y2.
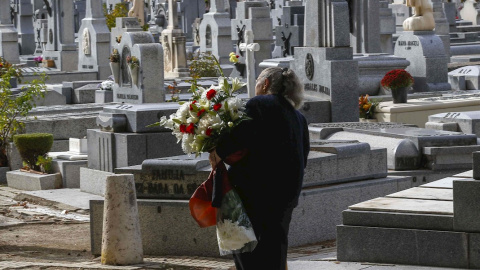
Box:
121 46 132 86
205 25 212 49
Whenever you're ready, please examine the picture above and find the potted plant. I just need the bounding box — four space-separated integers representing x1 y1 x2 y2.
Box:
109 49 120 84
381 69 414 104
126 55 140 85
359 95 381 122
0 57 22 88
229 52 245 77
6 133 61 190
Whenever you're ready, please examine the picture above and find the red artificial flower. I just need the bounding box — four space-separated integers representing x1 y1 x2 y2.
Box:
206 89 216 100
192 100 197 104
206 128 213 136
213 104 222 111
236 55 239 58
186 123 195 134
190 100 197 111
179 124 186 133
197 109 206 117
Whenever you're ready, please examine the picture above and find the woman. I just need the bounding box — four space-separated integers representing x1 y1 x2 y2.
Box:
210 67 310 270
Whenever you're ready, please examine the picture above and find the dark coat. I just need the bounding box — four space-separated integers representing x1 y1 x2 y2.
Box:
216 94 310 213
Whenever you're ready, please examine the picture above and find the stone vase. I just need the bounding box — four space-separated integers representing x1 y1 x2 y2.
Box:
234 63 246 77
391 87 408 104
110 62 120 84
128 66 139 86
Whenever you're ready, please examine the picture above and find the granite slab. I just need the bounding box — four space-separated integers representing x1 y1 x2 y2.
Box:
386 187 453 201
349 197 453 215
421 177 465 189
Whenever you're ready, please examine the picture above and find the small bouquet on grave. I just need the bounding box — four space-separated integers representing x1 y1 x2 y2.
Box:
100 80 114 91
109 49 120 63
359 95 381 120
149 56 257 256
33 56 43 66
126 56 140 69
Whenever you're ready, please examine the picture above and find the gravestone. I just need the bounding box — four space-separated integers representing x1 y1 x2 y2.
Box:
178 0 206 42
15 0 35 55
74 0 86 33
240 30 260 98
111 17 143 48
443 1 457 32
148 1 167 42
113 31 165 103
460 0 480 26
349 0 382 54
78 0 111 80
394 31 451 92
0 0 20 64
293 0 359 122
161 0 189 78
199 0 232 64
274 1 304 57
42 0 78 71
191 18 202 47
231 1 273 76
389 2 412 32
448 66 480 90
33 4 48 54
432 0 451 62
379 1 396 54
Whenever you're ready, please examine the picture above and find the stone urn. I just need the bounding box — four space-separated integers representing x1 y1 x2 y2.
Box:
234 63 246 77
391 87 408 104
128 66 139 86
110 62 120 84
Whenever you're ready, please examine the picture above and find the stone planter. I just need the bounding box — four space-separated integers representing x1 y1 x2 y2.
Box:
110 62 120 84
392 87 408 104
6 170 62 190
0 167 10 184
128 66 139 86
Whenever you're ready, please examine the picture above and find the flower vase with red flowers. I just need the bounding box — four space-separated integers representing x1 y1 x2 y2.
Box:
381 69 414 104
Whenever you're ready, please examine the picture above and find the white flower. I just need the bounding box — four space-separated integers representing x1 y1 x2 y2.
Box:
181 133 195 154
216 219 256 251
176 102 190 123
231 77 247 92
101 80 114 90
159 114 175 130
228 122 233 127
226 97 243 111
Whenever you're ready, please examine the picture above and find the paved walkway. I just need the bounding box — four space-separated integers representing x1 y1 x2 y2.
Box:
0 186 463 270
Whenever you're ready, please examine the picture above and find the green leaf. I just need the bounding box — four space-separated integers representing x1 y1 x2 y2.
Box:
172 119 182 124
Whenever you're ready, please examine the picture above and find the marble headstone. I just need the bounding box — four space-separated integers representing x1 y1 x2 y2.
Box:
0 0 20 63
199 0 232 64
15 0 35 55
78 0 111 79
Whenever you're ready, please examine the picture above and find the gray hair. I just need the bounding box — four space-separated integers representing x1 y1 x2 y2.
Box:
259 67 304 109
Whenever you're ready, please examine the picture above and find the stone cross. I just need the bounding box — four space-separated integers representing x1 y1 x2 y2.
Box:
239 30 260 98
210 0 225 13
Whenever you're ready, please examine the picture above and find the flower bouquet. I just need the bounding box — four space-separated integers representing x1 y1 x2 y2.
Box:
151 58 257 256
33 56 43 67
359 95 381 120
157 77 249 156
381 69 414 103
100 80 114 91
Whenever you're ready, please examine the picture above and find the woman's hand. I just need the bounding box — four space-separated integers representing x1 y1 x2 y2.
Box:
209 150 222 169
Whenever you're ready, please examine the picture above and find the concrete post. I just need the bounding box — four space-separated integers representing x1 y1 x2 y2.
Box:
101 174 143 265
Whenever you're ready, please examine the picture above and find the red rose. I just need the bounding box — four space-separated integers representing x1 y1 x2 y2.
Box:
206 128 213 136
192 100 197 104
206 89 216 100
236 55 239 58
186 123 195 134
179 124 186 133
197 109 206 117
213 103 222 111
